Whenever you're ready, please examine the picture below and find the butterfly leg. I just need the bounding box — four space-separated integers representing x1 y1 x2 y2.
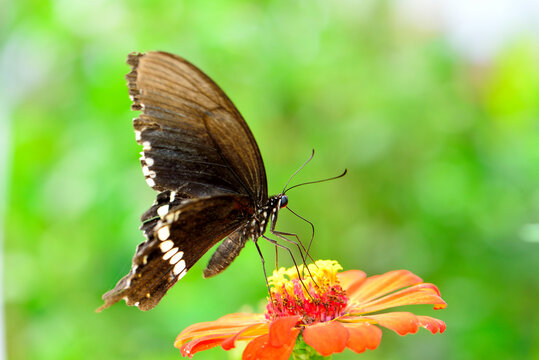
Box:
275 246 279 272
269 224 317 277
269 210 314 265
261 235 314 299
270 207 317 279
253 237 272 297
269 230 319 283
285 206 315 253
270 229 316 265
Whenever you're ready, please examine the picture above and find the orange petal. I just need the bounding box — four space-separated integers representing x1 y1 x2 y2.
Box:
352 283 447 314
242 329 300 360
221 323 269 350
179 335 230 358
176 313 261 339
175 313 266 348
269 315 301 347
348 270 423 303
178 321 269 358
337 270 367 294
417 316 446 334
344 323 382 353
303 321 350 356
365 312 419 335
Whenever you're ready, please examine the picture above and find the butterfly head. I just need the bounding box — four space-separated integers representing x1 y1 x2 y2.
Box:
267 194 288 210
279 194 288 208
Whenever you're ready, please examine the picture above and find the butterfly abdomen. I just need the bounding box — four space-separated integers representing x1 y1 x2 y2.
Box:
203 229 248 278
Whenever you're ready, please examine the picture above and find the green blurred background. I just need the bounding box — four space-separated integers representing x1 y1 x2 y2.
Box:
2 0 538 359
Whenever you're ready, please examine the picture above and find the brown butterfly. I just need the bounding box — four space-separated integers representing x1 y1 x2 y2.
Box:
98 52 292 311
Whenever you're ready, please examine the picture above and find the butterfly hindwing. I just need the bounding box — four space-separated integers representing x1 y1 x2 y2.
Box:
139 190 190 237
98 194 253 311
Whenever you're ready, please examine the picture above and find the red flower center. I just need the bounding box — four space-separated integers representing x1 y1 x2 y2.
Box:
265 261 349 325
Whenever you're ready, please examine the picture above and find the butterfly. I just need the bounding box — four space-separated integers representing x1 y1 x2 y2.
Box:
98 51 303 311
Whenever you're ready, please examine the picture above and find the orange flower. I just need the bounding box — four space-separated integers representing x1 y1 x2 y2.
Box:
175 261 446 359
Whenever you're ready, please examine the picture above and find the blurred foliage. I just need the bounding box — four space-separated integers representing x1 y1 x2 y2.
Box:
2 0 539 359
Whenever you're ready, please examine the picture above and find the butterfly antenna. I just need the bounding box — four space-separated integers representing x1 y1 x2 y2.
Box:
282 150 315 193
284 169 347 194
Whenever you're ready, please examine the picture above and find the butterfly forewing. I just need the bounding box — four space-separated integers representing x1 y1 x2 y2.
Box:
128 52 267 201
99 195 253 311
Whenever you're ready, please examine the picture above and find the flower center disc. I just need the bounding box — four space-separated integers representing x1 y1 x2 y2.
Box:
265 260 348 325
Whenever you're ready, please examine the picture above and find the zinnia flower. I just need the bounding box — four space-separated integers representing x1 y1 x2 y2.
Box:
175 260 446 359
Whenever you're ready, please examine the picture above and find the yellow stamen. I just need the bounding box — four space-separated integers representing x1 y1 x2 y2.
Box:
268 260 343 297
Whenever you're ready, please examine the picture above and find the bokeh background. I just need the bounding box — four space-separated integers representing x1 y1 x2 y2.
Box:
2 0 539 359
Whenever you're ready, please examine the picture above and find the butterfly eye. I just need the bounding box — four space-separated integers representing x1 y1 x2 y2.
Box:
279 195 288 208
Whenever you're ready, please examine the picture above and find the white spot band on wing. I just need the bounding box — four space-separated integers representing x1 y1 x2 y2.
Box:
157 226 170 240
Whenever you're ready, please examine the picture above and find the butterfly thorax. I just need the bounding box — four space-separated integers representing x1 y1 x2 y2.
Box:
245 194 288 240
